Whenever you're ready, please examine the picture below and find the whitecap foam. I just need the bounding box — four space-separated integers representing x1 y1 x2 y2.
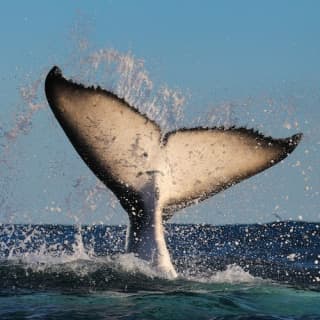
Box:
185 264 262 284
108 253 159 278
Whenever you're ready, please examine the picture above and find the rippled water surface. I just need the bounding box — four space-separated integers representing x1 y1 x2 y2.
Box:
0 222 319 319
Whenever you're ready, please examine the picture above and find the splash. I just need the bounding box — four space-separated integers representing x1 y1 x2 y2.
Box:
201 264 258 284
82 48 186 131
0 32 308 226
0 46 191 226
2 225 90 267
0 16 312 261
1 222 319 290
0 223 258 282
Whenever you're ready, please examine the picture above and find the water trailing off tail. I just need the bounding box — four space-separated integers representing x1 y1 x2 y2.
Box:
45 66 302 278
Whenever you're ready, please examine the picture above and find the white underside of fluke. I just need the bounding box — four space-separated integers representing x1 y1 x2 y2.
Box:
45 66 302 278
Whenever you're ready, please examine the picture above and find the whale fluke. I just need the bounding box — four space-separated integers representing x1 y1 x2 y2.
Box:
45 66 302 278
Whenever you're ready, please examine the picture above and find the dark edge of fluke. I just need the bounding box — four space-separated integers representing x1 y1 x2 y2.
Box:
45 66 303 152
45 66 161 134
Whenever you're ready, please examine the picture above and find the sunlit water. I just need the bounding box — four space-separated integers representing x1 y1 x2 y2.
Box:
0 222 319 319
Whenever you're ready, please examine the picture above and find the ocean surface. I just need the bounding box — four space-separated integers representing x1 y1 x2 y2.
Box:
0 221 319 319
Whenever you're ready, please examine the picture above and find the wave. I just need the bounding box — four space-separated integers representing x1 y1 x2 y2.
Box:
0 253 264 294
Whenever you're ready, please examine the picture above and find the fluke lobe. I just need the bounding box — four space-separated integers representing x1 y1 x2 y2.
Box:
45 66 302 278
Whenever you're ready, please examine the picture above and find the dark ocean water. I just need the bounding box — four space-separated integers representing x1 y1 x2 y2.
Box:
0 221 319 319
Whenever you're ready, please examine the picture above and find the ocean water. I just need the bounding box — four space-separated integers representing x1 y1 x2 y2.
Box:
0 222 319 319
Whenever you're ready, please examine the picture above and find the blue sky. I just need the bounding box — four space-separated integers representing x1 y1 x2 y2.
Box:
0 1 319 225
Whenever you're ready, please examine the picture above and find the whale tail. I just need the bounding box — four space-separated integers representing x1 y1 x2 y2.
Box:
45 66 302 278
